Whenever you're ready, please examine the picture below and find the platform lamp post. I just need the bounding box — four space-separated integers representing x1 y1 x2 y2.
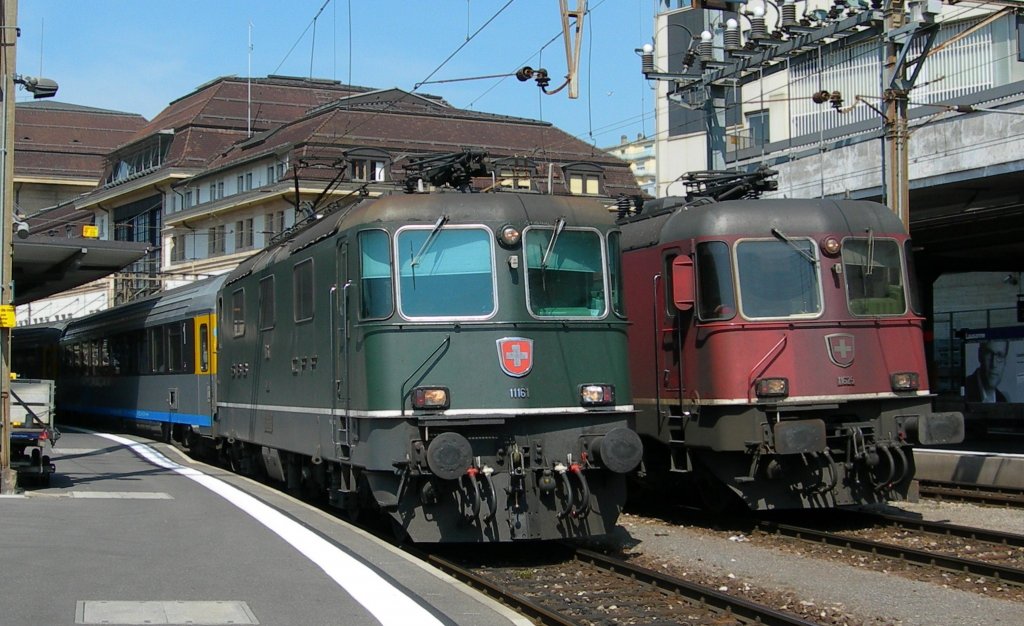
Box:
1 0 59 494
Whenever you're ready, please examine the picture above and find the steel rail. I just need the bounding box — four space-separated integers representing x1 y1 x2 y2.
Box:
573 548 819 626
918 481 1024 508
851 510 1024 548
423 552 577 626
758 521 1024 586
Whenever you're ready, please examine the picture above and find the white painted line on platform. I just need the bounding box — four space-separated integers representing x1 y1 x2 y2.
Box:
68 491 173 499
51 448 103 455
97 433 443 626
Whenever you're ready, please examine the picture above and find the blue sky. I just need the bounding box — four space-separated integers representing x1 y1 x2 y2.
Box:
16 0 656 149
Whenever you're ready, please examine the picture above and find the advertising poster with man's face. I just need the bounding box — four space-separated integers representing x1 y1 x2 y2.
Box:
963 335 1023 404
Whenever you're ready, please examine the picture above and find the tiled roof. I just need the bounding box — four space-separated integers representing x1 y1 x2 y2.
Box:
205 90 637 193
14 101 147 180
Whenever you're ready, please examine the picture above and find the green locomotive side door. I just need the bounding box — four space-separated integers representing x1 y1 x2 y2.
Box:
332 238 352 460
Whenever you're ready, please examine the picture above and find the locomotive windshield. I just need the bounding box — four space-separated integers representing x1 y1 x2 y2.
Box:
842 237 907 316
525 227 607 318
397 226 496 319
735 238 822 319
695 241 736 321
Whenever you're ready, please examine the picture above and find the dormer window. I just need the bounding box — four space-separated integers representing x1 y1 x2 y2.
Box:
493 157 536 191
563 162 604 196
346 148 391 182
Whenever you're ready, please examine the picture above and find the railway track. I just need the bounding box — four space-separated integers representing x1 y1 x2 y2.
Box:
757 518 1024 589
418 544 818 626
918 480 1024 508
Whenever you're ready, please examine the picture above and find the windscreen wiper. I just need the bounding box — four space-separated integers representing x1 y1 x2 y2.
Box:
411 215 449 267
540 217 567 269
771 227 818 266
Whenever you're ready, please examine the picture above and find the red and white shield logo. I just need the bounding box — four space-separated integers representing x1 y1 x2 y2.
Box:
825 333 855 368
497 337 533 378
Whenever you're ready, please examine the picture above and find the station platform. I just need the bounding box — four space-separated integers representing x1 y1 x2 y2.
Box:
914 437 1024 489
0 431 529 626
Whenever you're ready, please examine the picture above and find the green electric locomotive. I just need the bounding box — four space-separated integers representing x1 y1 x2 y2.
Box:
216 191 642 542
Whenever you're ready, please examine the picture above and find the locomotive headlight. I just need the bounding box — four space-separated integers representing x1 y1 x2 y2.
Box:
412 386 450 410
820 235 841 256
498 224 521 248
890 372 920 391
755 377 789 398
580 384 615 406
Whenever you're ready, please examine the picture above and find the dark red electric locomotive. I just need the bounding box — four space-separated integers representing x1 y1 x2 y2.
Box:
620 180 963 510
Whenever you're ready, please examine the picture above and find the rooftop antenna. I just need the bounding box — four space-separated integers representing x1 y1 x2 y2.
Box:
247 21 253 137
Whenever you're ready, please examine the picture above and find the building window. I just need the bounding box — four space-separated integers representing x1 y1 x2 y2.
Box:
170 234 186 262
350 158 387 182
234 218 254 250
266 165 276 185
208 183 216 201
293 259 314 322
236 175 244 194
246 172 253 190
217 181 224 199
264 211 285 239
746 110 770 146
570 174 600 195
184 190 193 209
208 225 226 255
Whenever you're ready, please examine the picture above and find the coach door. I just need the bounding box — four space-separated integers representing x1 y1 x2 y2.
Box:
332 238 352 460
194 313 216 432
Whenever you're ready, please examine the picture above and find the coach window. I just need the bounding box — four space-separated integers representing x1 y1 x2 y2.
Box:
525 226 606 318
294 259 314 322
231 289 246 337
358 230 394 319
736 238 822 319
149 327 165 372
397 225 495 319
259 276 275 330
843 238 906 316
199 324 210 373
166 323 184 372
696 241 736 321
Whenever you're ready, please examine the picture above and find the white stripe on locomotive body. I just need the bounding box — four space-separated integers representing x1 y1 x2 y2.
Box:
218 401 635 418
633 391 932 406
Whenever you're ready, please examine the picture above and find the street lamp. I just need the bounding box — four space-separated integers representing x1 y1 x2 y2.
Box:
0 0 60 494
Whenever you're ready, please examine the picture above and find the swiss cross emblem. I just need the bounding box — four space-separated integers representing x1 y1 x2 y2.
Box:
497 337 533 377
825 333 855 368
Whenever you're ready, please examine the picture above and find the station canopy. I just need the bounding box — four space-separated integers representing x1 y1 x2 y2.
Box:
12 237 151 306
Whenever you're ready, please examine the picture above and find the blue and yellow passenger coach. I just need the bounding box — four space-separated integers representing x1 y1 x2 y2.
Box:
59 276 225 444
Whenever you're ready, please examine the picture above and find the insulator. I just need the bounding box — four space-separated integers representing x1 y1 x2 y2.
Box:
641 52 654 75
724 27 741 51
781 3 799 28
698 39 713 62
812 90 830 104
682 48 697 69
750 16 768 40
830 91 844 109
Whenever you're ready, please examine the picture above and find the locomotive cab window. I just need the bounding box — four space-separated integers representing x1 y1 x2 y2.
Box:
696 241 736 321
607 231 626 317
736 238 822 319
359 229 394 319
396 225 495 319
524 225 606 318
843 237 907 316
